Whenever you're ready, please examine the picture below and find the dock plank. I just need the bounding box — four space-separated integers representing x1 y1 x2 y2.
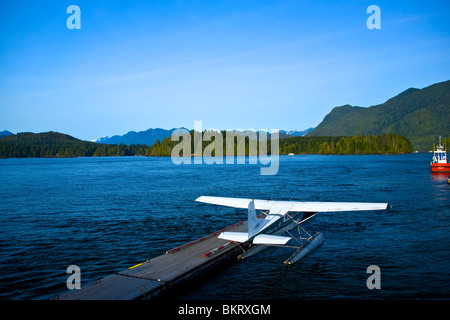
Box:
119 221 247 282
57 274 163 300
57 220 248 300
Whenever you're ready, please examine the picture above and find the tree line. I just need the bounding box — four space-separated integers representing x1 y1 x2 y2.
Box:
146 131 414 156
0 131 416 159
279 134 413 155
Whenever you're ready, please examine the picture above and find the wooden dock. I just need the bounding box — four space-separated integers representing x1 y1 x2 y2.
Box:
56 220 249 300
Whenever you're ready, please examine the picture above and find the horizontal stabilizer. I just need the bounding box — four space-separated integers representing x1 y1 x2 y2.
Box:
253 234 291 245
218 232 248 243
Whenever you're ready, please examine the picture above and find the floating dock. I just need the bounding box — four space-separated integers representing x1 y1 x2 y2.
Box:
56 220 249 300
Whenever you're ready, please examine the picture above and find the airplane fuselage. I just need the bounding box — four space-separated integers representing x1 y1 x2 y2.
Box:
248 211 303 243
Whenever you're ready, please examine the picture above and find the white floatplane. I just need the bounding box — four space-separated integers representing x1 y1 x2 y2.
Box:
196 196 390 265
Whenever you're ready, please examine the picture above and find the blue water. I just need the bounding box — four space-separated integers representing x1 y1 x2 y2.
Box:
0 154 448 300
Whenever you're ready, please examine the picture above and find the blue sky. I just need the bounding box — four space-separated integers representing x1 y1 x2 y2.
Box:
0 0 449 141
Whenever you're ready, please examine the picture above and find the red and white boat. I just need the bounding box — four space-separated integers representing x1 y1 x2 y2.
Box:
430 137 450 173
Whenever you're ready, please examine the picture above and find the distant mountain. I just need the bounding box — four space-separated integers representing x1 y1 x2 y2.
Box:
0 130 14 139
281 128 314 136
308 80 450 151
96 127 314 145
95 127 188 146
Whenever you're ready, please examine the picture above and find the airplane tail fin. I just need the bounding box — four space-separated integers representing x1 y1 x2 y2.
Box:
217 199 290 245
248 199 260 239
217 200 259 243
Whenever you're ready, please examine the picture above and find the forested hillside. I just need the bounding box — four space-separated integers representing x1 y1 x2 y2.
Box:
308 80 450 151
0 132 148 158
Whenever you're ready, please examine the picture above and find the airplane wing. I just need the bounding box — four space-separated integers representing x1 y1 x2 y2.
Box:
196 196 273 210
288 201 390 212
195 196 389 212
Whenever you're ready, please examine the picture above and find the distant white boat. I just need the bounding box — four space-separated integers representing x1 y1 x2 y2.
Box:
288 153 294 156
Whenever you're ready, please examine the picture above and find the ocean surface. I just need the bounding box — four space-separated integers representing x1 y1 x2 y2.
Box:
0 154 448 300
